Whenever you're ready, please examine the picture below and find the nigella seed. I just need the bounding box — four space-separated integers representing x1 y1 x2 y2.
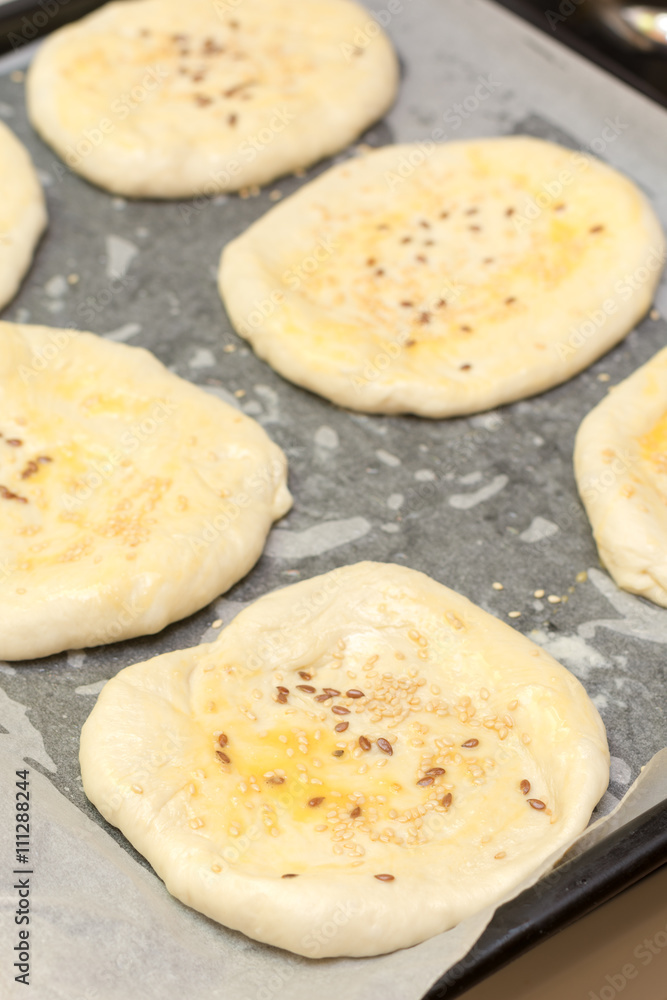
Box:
528 798 546 810
359 736 371 751
350 806 361 819
308 797 325 807
461 739 479 748
520 779 531 795
332 706 349 715
346 689 364 699
417 776 434 787
216 751 230 764
282 873 299 878
298 671 312 680
425 767 445 776
377 738 393 755
218 733 228 747
441 793 453 810
296 684 316 693
374 873 395 881
334 722 349 733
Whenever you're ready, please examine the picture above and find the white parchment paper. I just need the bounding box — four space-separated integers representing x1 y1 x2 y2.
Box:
0 748 665 1000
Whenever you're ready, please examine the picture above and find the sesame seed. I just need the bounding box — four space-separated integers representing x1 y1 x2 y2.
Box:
534 589 545 598
508 611 521 619
547 595 561 604
492 582 503 591
495 851 506 859
131 785 143 794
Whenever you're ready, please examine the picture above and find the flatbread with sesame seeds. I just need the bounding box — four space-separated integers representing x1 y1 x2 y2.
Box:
25 0 398 199
0 121 46 311
575 345 667 607
79 562 609 957
0 321 291 660
219 136 664 417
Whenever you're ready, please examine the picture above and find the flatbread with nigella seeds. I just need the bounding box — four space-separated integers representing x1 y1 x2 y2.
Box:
219 136 664 417
0 321 291 660
26 0 398 198
0 121 46 311
80 562 609 957
575 344 667 607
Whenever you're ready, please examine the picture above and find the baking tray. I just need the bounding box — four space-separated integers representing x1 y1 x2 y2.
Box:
0 0 105 56
1 0 667 996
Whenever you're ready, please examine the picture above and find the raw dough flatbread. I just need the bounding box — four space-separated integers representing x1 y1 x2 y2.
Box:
220 137 664 417
80 562 608 957
26 0 398 198
0 321 291 660
0 121 46 311
575 345 667 606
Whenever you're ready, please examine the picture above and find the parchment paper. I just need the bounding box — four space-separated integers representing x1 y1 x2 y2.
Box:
1 0 667 997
